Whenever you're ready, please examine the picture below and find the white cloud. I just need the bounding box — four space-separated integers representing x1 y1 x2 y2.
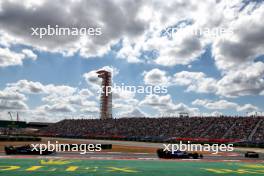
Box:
237 104 259 112
115 0 244 66
173 71 217 93
216 62 264 97
112 94 144 117
143 68 169 85
0 47 37 67
172 66 264 97
140 94 172 107
154 33 205 66
192 99 238 110
0 47 25 67
0 0 148 58
6 79 76 96
0 90 26 101
0 89 28 110
0 0 263 120
0 100 28 110
192 99 259 112
42 92 94 106
80 106 99 113
37 103 76 113
6 80 45 93
83 66 119 90
212 5 264 71
79 89 94 97
0 0 262 70
116 107 146 117
140 94 198 115
112 88 135 100
0 0 262 69
22 49 37 60
2 79 99 120
117 38 142 63
83 71 102 89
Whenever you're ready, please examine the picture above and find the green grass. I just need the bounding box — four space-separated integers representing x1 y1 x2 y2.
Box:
0 158 263 176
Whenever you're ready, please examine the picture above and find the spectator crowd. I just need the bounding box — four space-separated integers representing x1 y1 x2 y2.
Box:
41 116 264 142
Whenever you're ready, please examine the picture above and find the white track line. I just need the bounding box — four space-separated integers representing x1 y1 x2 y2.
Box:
105 152 122 154
222 160 241 162
137 158 158 160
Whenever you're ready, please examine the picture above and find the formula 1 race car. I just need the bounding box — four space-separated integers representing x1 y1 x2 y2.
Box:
157 148 203 159
245 151 259 158
4 145 55 155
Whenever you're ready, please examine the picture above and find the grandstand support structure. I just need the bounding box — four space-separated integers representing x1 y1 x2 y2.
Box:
222 123 236 139
97 70 112 120
248 119 263 141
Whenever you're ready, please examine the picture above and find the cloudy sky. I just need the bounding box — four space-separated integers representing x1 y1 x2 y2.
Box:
0 0 264 122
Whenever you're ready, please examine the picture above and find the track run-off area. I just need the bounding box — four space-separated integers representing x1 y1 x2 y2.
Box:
1 138 264 176
0 157 264 176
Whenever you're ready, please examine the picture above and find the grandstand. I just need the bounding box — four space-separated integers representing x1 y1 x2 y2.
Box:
39 116 264 145
0 120 27 128
0 120 52 136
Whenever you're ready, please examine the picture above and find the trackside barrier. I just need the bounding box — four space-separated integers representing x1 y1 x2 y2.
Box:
0 136 41 141
36 134 264 148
